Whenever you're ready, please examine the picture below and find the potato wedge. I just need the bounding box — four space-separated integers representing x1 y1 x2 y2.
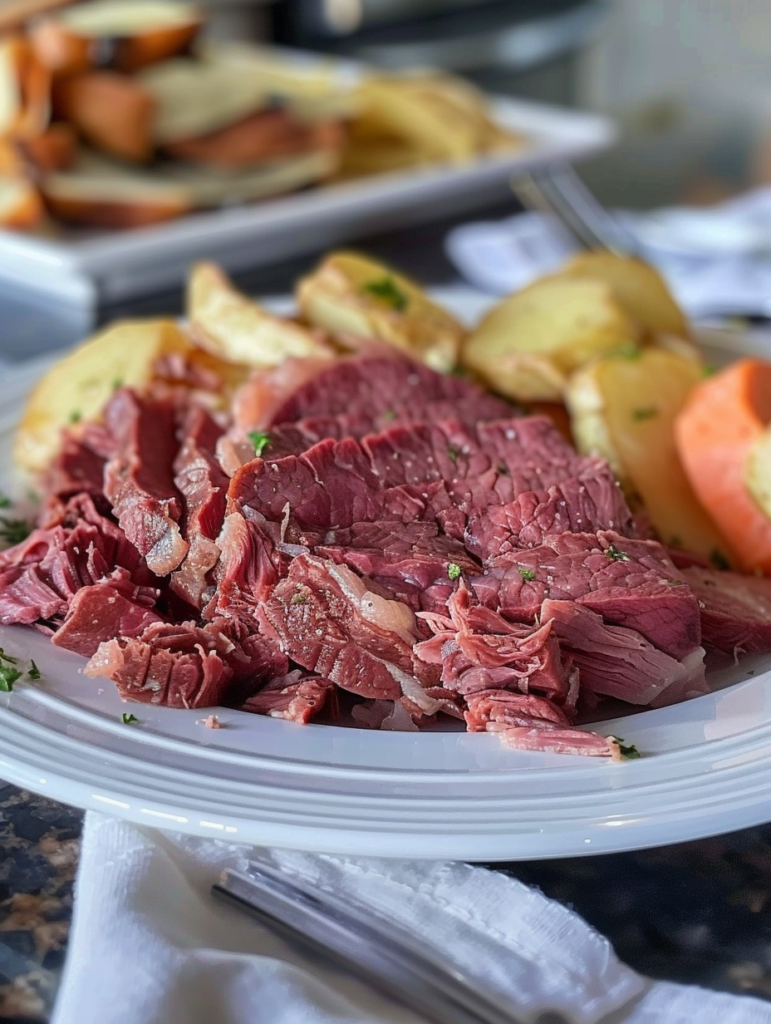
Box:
14 319 190 473
462 276 639 402
566 348 730 562
188 262 330 368
556 252 689 341
746 425 771 522
296 251 465 372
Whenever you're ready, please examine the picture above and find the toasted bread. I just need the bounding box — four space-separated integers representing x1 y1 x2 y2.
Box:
53 72 155 162
30 1 202 75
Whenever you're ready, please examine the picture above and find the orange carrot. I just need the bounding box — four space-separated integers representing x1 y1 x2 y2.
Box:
675 358 771 574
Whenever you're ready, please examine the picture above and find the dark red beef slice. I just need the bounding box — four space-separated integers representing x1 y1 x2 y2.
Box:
42 421 115 507
682 566 771 655
241 674 335 724
85 617 287 708
52 573 162 657
258 554 437 700
541 599 708 707
474 531 701 660
170 405 228 608
266 355 512 427
103 389 188 576
208 512 287 624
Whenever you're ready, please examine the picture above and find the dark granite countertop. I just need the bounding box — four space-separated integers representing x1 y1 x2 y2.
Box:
4 785 771 1023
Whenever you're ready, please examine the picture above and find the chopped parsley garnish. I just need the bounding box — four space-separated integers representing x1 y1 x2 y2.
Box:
383 410 396 421
606 545 630 562
611 737 641 760
632 406 658 421
616 342 642 360
248 431 271 457
69 410 82 424
447 563 462 581
447 446 460 462
518 567 536 582
0 516 31 546
291 593 308 605
702 363 716 378
0 665 22 692
666 578 686 587
497 463 509 476
0 649 17 666
0 494 10 509
710 548 730 571
121 713 139 725
28 660 41 680
112 377 124 391
363 276 407 312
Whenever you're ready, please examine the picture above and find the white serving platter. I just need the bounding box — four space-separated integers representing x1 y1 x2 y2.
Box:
2 292 767 862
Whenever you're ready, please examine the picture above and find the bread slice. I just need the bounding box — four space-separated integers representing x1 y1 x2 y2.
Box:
38 148 337 228
164 108 345 169
53 72 155 162
30 1 202 75
0 176 44 228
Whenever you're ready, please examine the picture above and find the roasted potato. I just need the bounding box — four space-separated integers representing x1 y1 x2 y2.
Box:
187 261 331 368
15 319 191 472
296 251 465 372
0 175 43 229
556 252 689 341
462 276 639 402
566 348 729 561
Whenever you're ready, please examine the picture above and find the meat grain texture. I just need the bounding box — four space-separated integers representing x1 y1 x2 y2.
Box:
3 353 769 757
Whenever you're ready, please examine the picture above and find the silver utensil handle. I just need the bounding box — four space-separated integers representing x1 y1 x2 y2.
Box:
213 863 569 1024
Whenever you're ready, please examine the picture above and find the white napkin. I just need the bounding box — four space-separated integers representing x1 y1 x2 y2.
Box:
445 189 771 320
52 813 771 1024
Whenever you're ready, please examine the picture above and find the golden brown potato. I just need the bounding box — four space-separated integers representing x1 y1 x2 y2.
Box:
53 72 156 163
462 276 639 402
556 252 689 341
296 251 465 372
566 348 727 560
15 319 191 472
187 262 331 368
0 176 44 229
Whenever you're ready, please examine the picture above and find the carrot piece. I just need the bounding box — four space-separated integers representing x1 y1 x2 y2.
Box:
675 358 771 574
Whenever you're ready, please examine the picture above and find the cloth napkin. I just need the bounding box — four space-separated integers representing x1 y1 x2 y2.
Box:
52 813 771 1024
445 188 771 319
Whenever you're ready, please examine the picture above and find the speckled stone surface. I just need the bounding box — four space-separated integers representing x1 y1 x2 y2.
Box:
3 784 771 1022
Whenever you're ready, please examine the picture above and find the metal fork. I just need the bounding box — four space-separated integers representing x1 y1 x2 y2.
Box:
213 861 572 1024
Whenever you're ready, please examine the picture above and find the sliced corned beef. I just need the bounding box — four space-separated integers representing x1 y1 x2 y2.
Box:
170 405 228 608
51 571 162 657
682 566 771 655
474 531 701 660
258 554 439 702
241 672 335 724
208 512 284 623
103 389 188 577
540 599 708 708
42 421 115 508
85 617 287 708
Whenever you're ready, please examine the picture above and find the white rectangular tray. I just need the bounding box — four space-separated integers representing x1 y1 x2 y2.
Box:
0 84 614 308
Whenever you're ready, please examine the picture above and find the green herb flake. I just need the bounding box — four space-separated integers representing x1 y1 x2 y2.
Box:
0 665 22 692
611 736 641 760
0 494 10 509
632 406 658 421
447 446 460 462
447 562 462 581
363 276 407 311
291 593 308 605
382 410 396 422
702 363 717 378
69 410 82 424
0 517 31 546
28 660 41 680
616 343 642 360
606 545 630 562
518 567 536 582
710 548 730 571
112 377 124 391
121 713 139 725
248 431 271 457
0 648 18 666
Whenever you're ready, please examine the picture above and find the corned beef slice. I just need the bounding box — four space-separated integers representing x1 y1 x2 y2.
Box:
258 554 438 701
85 617 287 708
241 672 335 723
170 405 228 607
103 390 188 576
51 572 162 657
682 566 771 655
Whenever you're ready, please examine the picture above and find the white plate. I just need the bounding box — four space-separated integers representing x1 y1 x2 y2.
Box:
0 48 614 307
1 294 770 861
